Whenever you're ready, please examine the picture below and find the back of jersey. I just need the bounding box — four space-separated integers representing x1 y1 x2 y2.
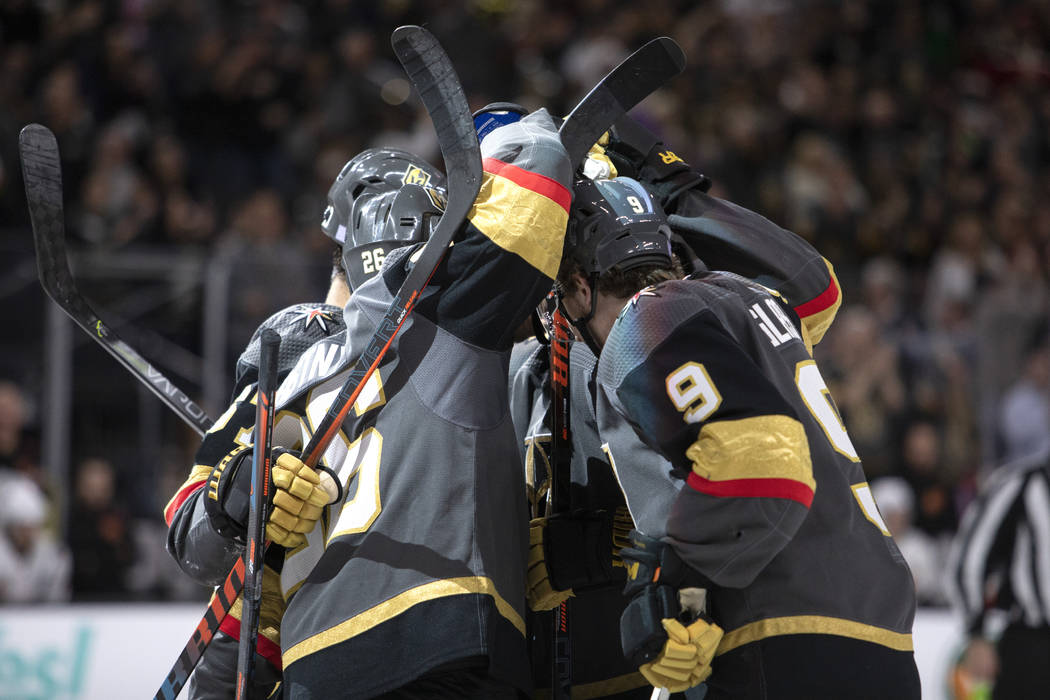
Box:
596 271 916 654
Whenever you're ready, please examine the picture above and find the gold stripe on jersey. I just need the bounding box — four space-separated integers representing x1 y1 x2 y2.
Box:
716 614 914 654
468 168 569 280
793 259 842 347
163 464 213 523
533 671 647 699
686 415 815 490
282 576 526 668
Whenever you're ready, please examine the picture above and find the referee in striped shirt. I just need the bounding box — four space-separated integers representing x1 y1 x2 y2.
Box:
947 445 1050 698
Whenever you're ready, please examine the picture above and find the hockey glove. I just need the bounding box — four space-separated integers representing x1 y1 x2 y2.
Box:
603 115 712 213
582 133 618 180
620 529 723 694
527 507 634 611
204 446 341 549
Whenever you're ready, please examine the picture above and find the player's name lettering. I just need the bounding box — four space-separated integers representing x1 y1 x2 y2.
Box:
283 341 343 397
750 298 800 348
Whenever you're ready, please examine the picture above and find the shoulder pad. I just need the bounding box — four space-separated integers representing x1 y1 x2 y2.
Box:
235 303 347 392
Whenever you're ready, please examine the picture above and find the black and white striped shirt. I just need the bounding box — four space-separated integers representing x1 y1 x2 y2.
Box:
948 448 1050 633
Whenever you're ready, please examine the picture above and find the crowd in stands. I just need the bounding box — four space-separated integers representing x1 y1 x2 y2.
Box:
0 0 1048 605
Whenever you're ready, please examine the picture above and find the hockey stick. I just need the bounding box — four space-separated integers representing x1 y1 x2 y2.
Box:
298 24 482 468
18 123 213 437
544 36 687 696
558 36 686 170
548 304 575 699
235 329 279 700
154 25 482 698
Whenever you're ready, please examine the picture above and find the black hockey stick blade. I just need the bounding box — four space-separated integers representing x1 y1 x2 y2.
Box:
300 25 482 467
236 329 280 700
391 25 484 217
19 124 213 436
559 37 686 170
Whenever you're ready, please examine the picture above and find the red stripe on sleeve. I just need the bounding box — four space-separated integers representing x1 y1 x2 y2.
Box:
482 157 571 212
219 612 284 670
687 472 814 508
164 481 206 526
793 273 840 319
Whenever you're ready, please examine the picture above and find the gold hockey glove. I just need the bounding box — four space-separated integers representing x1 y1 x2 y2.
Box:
204 446 341 549
527 508 634 611
620 529 723 694
528 518 573 611
639 616 722 692
582 133 618 180
266 450 340 548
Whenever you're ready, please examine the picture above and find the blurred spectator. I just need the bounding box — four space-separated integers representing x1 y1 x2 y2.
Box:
66 456 135 601
820 306 907 477
996 328 1050 463
0 380 40 484
78 114 159 247
0 475 71 603
871 476 947 606
899 418 958 539
975 239 1049 465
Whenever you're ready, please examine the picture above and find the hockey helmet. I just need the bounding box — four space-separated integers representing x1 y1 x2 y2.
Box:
565 176 672 278
321 148 447 290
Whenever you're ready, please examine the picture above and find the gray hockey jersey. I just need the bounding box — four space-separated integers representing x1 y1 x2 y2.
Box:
271 112 573 697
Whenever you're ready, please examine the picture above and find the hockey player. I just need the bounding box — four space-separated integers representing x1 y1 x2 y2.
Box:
163 147 448 698
549 154 921 697
164 258 350 699
201 110 571 698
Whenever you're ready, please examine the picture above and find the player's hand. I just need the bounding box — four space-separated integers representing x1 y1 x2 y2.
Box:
266 450 341 548
639 616 722 692
527 518 574 611
527 508 634 611
602 115 711 211
204 445 341 548
582 132 618 180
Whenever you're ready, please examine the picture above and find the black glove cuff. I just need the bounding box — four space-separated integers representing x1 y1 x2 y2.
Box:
606 115 712 211
546 510 620 591
203 446 254 541
620 583 681 666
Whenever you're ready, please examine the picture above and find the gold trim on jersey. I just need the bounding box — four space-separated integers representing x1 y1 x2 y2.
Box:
163 464 212 517
282 576 526 668
468 171 568 279
716 614 913 655
686 415 814 490
533 671 647 699
798 259 842 346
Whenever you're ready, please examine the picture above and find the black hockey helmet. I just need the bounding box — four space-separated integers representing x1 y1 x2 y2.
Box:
564 176 672 278
321 147 447 290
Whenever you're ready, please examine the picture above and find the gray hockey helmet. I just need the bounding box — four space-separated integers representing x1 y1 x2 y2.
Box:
321 148 447 290
565 176 672 277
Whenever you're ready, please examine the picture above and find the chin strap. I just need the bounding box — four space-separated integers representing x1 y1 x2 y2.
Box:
556 274 604 358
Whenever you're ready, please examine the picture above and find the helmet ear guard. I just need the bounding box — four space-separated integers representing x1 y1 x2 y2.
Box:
341 184 444 289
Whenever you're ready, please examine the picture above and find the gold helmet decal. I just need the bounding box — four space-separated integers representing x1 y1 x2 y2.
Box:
402 165 432 187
